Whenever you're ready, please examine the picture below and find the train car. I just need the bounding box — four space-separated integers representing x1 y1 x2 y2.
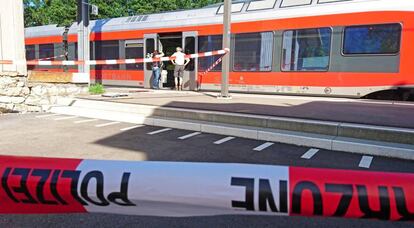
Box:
25 24 66 71
24 0 414 99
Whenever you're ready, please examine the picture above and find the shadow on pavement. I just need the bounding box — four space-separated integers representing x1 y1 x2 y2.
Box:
119 100 414 129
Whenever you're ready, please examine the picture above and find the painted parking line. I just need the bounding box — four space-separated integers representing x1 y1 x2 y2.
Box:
253 142 274 151
35 113 60 118
147 128 172 135
74 119 98 124
214 136 235 145
95 122 121 128
359 156 374 169
120 125 144 131
301 148 320 159
54 116 78 121
178 132 202 140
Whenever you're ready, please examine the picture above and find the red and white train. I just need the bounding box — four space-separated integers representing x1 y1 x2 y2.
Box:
24 0 414 99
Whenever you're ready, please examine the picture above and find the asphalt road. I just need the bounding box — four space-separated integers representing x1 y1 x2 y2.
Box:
0 113 412 227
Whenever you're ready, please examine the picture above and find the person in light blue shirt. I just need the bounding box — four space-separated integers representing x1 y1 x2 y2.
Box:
151 50 164 89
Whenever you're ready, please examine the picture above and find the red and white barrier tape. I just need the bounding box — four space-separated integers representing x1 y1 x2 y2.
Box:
199 55 225 77
0 49 229 66
0 155 413 220
197 55 225 90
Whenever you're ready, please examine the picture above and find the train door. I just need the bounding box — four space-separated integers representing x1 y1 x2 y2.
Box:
143 33 157 89
158 32 182 89
182 32 198 90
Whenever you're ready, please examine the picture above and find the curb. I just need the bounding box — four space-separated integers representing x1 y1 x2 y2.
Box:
49 98 414 160
57 98 414 145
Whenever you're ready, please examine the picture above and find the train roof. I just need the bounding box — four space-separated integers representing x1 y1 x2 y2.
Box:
25 24 65 38
25 0 414 39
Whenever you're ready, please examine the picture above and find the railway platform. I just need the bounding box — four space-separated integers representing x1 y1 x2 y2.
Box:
80 87 414 129
48 87 414 160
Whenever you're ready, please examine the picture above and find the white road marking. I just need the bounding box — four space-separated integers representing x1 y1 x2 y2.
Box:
301 148 320 159
253 142 274 151
120 125 144 131
74 119 98 124
214 136 236 145
35 113 60 118
95 122 120 128
178 132 201 140
54 116 78 121
147 128 172 135
359 156 374 169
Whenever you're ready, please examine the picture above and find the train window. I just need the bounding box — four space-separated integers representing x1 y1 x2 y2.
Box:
281 28 332 71
145 39 155 70
25 45 36 60
68 43 77 60
25 45 36 70
68 42 93 60
125 40 144 70
95 40 120 70
39 44 54 59
280 0 312 8
247 0 277 11
343 24 402 55
217 3 244 14
318 0 352 3
198 35 222 72
233 32 273 72
184 37 195 71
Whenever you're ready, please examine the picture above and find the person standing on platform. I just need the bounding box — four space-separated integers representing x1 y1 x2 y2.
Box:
171 47 190 91
151 50 164 89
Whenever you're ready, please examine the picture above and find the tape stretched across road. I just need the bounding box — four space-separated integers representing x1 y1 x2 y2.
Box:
0 49 229 66
1 155 414 220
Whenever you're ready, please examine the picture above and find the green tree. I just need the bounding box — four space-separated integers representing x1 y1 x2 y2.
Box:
24 0 77 26
24 0 223 27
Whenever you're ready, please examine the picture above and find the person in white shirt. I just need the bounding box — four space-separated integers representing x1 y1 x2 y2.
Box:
171 47 190 91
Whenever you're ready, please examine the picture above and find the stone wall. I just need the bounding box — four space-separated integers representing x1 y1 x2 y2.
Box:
0 71 87 113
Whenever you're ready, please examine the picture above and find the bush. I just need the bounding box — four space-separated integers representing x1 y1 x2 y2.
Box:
89 84 105 95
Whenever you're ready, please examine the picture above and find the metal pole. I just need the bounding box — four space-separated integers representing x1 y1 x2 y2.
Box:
220 0 231 98
77 0 90 86
83 0 90 87
77 0 84 75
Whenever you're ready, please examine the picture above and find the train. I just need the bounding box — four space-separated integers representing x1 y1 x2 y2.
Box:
24 0 414 99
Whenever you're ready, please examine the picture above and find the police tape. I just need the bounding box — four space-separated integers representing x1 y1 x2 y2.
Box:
0 49 230 66
1 155 413 220
199 55 225 77
197 55 225 89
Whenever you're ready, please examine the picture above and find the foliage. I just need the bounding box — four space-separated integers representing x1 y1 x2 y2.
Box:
24 0 223 27
88 83 105 94
0 107 12 113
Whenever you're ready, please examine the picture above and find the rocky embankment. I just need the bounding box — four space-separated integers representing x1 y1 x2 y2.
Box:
0 71 87 113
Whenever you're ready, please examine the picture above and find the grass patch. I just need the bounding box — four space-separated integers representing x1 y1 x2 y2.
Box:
89 84 105 95
0 107 13 114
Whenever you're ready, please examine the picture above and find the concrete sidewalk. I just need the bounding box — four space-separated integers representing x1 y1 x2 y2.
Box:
46 88 414 160
78 88 414 129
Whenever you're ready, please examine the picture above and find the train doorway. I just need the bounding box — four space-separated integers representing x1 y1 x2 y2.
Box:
143 32 198 90
158 32 182 89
